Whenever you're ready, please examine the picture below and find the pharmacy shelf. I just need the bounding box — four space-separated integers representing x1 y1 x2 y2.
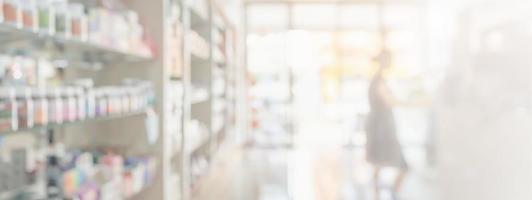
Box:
191 88 210 104
187 31 210 60
0 23 153 64
212 99 226 113
188 0 209 26
125 182 156 200
192 96 210 105
185 133 210 154
0 109 150 135
180 0 240 198
0 173 155 200
170 76 183 81
213 47 225 64
0 184 39 200
212 120 224 135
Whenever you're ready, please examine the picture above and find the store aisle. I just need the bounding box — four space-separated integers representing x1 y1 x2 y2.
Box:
194 116 439 200
194 148 439 200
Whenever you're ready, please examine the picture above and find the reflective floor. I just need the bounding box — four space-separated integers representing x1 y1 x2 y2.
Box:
194 115 439 200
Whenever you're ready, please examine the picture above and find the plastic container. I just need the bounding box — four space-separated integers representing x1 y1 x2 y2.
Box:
109 88 120 114
136 88 146 111
37 0 55 34
3 0 21 27
112 12 130 51
69 3 87 41
85 88 96 118
126 11 144 54
21 56 37 86
0 55 9 80
33 88 48 126
75 88 86 120
95 89 108 117
20 0 37 31
125 87 137 112
115 88 124 114
120 89 130 113
0 0 4 22
3 0 20 26
53 0 69 38
0 88 18 132
64 88 77 122
48 88 64 124
16 88 34 129
69 88 78 121
72 79 95 118
88 9 106 45
103 88 117 115
141 83 155 109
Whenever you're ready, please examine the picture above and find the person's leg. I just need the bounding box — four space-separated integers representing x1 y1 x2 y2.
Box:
393 169 408 194
374 167 381 200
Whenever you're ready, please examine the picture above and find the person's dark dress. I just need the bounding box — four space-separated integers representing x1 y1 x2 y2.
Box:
365 75 408 170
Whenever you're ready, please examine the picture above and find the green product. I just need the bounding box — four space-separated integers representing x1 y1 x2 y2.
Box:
0 101 14 132
55 13 66 34
53 0 68 36
38 9 50 30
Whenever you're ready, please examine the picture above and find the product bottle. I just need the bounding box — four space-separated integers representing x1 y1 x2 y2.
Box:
34 88 48 126
0 0 4 23
16 87 34 129
69 3 87 41
65 88 77 121
3 0 20 26
53 0 69 38
48 88 63 124
0 88 18 132
76 87 86 120
95 89 107 116
46 129 65 199
37 0 55 35
86 87 96 118
20 0 37 31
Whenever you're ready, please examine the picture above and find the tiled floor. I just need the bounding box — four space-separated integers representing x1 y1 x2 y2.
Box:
194 116 439 200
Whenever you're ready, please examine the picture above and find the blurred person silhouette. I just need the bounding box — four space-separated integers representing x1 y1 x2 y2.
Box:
366 46 408 200
365 4 419 199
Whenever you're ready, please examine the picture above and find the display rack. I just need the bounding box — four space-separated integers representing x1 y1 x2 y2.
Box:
0 23 153 63
0 0 163 199
0 183 40 200
179 0 240 198
0 109 149 135
0 0 243 199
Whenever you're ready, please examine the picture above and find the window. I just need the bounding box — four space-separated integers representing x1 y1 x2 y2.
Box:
339 5 379 30
292 4 337 29
247 4 289 32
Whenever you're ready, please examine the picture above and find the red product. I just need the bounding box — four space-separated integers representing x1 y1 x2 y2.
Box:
71 19 82 36
22 9 33 28
33 90 48 126
48 90 64 124
0 2 3 21
3 1 18 23
122 173 134 197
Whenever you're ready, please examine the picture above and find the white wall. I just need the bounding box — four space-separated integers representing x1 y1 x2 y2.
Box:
435 0 532 199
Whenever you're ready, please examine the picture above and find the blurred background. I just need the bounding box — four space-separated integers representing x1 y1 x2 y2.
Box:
0 0 531 199
237 1 532 200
